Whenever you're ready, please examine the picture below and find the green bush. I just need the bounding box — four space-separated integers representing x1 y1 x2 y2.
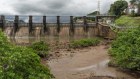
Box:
29 41 49 57
0 30 53 79
70 38 100 48
109 27 140 70
115 16 140 27
130 10 137 17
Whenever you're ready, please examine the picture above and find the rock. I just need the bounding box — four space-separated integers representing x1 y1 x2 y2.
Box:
67 49 71 51
55 51 60 54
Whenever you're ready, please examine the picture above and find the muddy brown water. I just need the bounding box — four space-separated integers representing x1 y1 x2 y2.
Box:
47 45 138 79
9 37 139 79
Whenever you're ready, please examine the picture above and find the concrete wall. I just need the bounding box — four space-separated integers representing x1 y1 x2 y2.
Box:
98 23 116 39
4 25 99 45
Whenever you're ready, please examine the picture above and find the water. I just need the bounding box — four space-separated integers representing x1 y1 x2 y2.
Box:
8 36 139 79
4 26 139 79
47 45 138 79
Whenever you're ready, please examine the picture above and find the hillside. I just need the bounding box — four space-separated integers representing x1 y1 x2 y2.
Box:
87 11 100 16
115 16 140 27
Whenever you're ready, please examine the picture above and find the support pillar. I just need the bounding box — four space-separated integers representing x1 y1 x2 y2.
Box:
70 16 74 35
14 15 19 33
57 16 60 33
0 15 5 31
29 16 33 34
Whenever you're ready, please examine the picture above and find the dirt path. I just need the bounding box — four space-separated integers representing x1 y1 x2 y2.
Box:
44 45 137 79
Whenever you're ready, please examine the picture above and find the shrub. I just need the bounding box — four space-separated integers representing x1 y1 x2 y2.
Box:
70 38 100 48
29 41 49 57
130 10 137 17
109 27 140 70
115 16 140 27
0 30 53 79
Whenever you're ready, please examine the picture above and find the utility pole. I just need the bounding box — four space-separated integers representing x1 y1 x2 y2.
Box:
97 0 100 15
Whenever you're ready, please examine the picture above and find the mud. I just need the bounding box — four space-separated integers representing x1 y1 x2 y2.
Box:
45 45 138 79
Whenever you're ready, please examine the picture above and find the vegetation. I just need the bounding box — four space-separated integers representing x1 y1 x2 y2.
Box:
70 38 100 48
109 27 140 70
0 30 53 79
130 10 137 17
29 41 49 57
115 16 140 27
86 17 96 22
108 0 128 17
87 11 100 16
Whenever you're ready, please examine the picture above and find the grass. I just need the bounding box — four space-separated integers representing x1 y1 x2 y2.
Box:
70 38 100 48
115 15 140 27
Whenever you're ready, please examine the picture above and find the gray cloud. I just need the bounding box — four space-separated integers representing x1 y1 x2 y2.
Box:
12 0 74 15
1 0 125 15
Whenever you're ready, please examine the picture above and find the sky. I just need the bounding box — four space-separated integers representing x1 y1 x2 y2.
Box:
0 0 129 16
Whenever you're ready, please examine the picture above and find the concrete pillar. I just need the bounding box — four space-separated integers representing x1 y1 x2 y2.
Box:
83 16 88 32
57 16 60 33
0 15 5 31
43 16 47 33
70 16 74 35
29 15 33 34
14 15 19 33
95 16 98 26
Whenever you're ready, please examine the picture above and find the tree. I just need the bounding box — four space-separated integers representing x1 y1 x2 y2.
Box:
108 0 128 17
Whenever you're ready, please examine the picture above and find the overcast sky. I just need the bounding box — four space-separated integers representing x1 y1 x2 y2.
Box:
0 0 129 16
